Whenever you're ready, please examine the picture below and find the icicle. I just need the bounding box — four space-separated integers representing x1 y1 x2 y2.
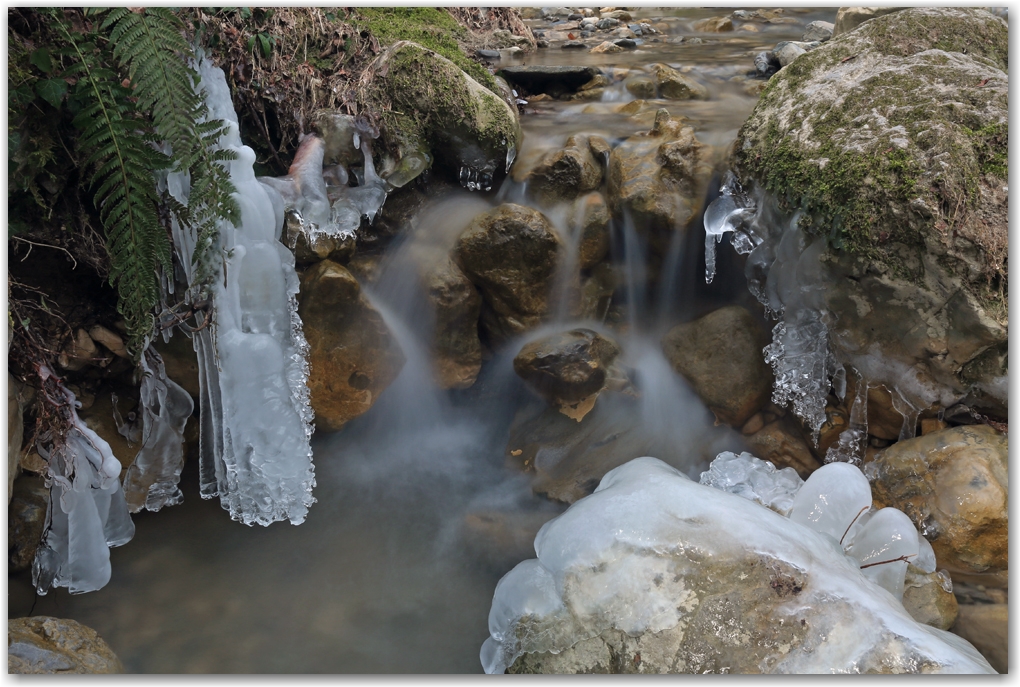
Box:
166 52 316 526
32 370 135 595
826 369 869 465
121 348 194 513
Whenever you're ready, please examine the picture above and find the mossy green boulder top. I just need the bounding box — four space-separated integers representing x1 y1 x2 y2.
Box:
735 8 1007 298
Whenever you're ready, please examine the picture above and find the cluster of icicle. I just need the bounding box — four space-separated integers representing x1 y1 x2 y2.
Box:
260 118 388 249
701 174 922 456
32 366 135 595
161 53 316 526
481 455 982 674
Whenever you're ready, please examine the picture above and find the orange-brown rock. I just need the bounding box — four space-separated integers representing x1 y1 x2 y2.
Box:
868 425 1007 576
298 260 405 432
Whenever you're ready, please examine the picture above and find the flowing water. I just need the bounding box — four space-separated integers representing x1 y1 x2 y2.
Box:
9 8 838 673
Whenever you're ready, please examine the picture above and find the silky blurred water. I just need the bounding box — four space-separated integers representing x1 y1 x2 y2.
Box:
8 7 836 673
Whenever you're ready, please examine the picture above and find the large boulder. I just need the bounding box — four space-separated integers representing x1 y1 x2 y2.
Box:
661 306 773 427
733 8 1008 420
298 260 406 432
866 425 1007 577
573 192 611 270
607 110 713 269
360 41 522 189
454 204 564 346
484 458 994 674
8 617 123 674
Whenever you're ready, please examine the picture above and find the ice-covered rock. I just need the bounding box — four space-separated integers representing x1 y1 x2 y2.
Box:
32 369 135 595
165 54 315 526
698 451 802 515
483 457 994 674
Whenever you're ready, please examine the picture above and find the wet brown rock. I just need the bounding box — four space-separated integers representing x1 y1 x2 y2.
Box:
951 603 1007 674
901 565 958 630
8 473 48 572
77 388 139 472
661 306 773 427
454 204 564 345
89 325 129 359
868 425 1007 576
527 136 603 203
298 260 406 432
816 405 849 456
8 616 123 674
514 329 621 420
743 416 822 479
650 64 708 100
694 16 734 32
624 74 657 99
425 257 483 389
590 40 624 54
152 333 201 400
57 329 98 371
578 263 617 322
572 192 611 269
283 211 357 265
607 110 713 267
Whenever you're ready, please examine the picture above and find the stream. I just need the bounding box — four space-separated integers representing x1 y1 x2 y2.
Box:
9 7 845 673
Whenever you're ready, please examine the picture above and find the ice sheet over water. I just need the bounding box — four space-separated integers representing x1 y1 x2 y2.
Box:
32 369 135 595
164 53 315 526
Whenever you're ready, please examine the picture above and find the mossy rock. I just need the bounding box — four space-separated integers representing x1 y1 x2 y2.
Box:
359 40 522 186
734 8 1007 307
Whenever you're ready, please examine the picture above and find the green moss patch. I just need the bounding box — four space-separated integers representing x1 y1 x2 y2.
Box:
352 8 498 92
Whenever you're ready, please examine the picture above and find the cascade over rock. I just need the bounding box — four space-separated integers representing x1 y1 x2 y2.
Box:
298 260 406 432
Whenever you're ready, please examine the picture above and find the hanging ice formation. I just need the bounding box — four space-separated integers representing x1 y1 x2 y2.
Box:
258 117 388 248
121 348 195 513
32 366 135 595
163 53 316 526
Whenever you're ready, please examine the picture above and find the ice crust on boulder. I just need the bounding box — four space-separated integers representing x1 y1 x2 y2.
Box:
482 457 991 674
32 369 135 595
698 450 802 515
164 54 315 526
122 348 194 513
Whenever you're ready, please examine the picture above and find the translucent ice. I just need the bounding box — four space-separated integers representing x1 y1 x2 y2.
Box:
32 369 135 595
165 53 315 526
789 461 872 546
844 507 920 601
702 175 757 284
122 348 195 513
698 450 803 515
482 457 993 674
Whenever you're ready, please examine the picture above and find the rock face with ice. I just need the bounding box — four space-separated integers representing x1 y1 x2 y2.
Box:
32 369 135 595
482 457 995 674
730 8 1008 428
165 55 315 526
